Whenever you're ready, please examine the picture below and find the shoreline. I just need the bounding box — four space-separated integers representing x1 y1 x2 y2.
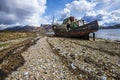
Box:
89 37 120 43
46 27 120 41
90 36 120 42
46 32 120 42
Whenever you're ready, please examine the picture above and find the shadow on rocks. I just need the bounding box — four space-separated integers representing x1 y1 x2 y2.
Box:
0 53 25 80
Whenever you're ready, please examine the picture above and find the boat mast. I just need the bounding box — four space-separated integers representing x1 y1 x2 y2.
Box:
52 13 55 25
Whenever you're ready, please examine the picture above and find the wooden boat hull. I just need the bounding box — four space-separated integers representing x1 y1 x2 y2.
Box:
53 20 99 39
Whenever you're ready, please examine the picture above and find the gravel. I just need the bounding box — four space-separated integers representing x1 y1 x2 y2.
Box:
6 37 78 80
5 36 120 80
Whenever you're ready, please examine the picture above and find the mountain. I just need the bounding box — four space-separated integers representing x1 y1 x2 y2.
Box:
100 24 120 29
3 25 46 33
4 25 34 31
109 24 120 29
41 24 53 32
0 27 4 30
0 26 7 30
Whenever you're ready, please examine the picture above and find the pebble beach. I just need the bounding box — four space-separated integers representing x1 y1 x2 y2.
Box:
0 36 120 80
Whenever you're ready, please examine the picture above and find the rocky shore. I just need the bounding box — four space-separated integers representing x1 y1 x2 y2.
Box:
1 36 120 80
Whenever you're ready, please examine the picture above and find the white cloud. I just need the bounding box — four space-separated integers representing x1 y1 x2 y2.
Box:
83 9 120 26
61 0 97 18
60 0 120 26
111 10 120 17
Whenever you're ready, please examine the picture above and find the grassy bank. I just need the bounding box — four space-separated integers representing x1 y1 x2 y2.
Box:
0 31 37 50
0 43 9 47
0 31 36 42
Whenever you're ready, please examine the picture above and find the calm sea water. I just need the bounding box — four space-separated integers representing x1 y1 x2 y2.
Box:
46 29 120 41
92 29 120 41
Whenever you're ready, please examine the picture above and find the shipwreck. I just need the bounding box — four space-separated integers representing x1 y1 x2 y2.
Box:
52 16 99 40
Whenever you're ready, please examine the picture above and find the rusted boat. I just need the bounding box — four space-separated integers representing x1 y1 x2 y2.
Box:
52 16 99 40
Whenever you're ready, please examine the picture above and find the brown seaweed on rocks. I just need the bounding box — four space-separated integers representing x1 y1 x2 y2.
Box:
0 37 40 80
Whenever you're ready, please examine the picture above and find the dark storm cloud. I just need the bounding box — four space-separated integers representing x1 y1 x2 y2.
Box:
0 0 44 25
0 12 16 24
0 0 32 24
0 0 17 24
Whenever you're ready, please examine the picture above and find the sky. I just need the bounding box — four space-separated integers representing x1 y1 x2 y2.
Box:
0 0 120 29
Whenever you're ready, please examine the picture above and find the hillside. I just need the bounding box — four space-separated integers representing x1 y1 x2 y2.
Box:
100 24 120 29
4 25 34 31
2 25 45 33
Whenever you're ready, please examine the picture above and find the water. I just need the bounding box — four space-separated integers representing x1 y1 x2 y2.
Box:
46 32 54 34
46 29 120 41
93 29 120 41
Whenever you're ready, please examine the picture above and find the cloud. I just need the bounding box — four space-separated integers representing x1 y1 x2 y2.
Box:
58 8 70 21
83 10 110 23
60 0 97 19
83 10 120 26
0 0 47 26
61 0 120 26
